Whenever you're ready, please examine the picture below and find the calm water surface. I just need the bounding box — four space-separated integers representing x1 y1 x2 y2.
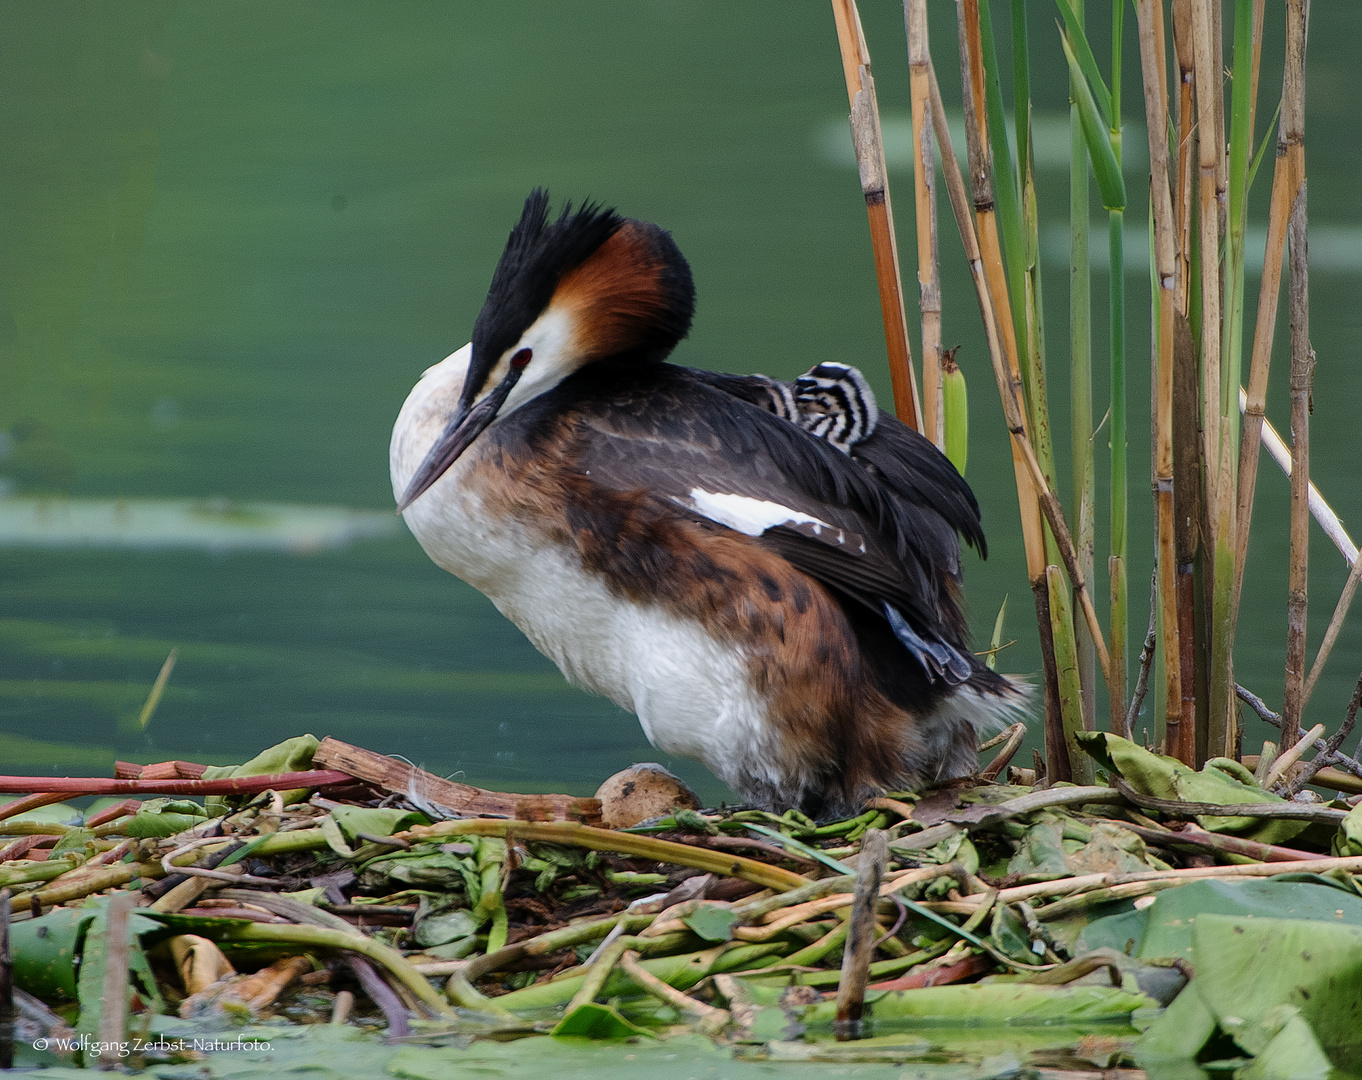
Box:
1 2 1359 801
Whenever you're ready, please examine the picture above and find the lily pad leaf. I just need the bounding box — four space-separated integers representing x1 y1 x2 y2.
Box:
1076 877 1362 962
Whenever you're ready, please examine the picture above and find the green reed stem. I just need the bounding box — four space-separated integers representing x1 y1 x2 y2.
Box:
1107 0 1127 733
1069 0 1096 733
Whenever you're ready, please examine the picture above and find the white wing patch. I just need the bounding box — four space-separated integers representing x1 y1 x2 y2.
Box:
686 488 833 537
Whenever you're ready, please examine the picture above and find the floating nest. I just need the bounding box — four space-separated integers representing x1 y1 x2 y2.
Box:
1 728 1360 1076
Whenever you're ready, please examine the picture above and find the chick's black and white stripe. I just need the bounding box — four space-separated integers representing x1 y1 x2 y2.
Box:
793 362 879 452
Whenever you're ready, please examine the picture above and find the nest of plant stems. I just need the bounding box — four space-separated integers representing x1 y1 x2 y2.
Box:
2 728 1360 1074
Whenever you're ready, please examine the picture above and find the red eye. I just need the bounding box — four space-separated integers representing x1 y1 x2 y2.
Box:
510 348 532 370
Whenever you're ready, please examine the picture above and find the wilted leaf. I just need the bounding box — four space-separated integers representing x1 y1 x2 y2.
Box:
414 906 480 950
358 847 474 894
49 826 95 856
550 1002 654 1039
683 903 737 942
327 803 429 843
1076 732 1309 845
319 814 355 857
202 733 319 813
1332 802 1362 857
990 902 1039 963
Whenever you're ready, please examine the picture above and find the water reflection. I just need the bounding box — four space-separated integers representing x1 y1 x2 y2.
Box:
0 2 1357 800
0 497 397 553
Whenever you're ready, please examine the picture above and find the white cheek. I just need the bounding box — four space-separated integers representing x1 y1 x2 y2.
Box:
499 307 577 416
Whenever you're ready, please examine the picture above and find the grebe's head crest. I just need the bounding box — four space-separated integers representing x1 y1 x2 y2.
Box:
397 190 694 511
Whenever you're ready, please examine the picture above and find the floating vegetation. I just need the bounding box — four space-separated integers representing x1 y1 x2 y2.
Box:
0 730 1359 1077
0 498 399 553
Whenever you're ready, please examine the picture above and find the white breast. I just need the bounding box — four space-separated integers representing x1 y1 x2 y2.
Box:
389 347 788 795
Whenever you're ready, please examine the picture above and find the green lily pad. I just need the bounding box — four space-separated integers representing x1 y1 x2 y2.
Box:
1140 912 1362 1072
1236 1006 1334 1080
1075 877 1362 961
9 904 92 999
75 902 165 1041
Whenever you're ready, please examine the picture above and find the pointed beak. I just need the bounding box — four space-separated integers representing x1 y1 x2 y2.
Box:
396 369 522 513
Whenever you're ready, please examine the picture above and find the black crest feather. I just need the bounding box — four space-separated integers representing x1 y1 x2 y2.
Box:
466 190 624 405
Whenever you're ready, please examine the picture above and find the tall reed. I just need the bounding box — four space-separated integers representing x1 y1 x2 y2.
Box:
857 1 1347 783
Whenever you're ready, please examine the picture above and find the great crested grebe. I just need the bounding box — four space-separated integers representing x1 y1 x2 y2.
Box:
391 191 1025 817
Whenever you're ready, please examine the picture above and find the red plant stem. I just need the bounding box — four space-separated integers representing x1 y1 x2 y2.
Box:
869 952 992 991
0 793 71 823
86 800 142 828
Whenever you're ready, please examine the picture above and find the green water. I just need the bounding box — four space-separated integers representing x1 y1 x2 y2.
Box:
1 2 1359 802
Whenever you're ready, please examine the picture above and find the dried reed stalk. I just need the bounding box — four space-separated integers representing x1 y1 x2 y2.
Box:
1170 0 1201 764
97 892 134 1069
1172 0 1194 316
831 0 922 429
1281 178 1311 752
1239 0 1309 718
904 0 942 447
1133 0 1184 755
950 1 1060 756
1191 0 1221 528
1234 123 1293 612
1303 552 1361 708
835 829 886 1039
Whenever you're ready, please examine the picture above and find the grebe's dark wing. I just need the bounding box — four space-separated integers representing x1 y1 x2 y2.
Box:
513 365 979 681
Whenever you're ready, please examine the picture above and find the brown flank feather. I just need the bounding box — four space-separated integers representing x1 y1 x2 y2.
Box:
475 429 928 812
